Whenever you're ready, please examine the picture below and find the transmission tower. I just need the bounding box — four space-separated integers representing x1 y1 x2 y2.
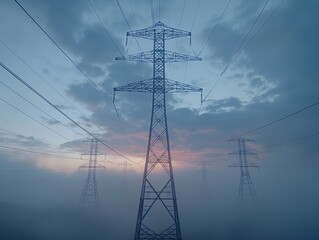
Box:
114 21 202 240
228 138 258 202
118 160 132 186
201 161 210 186
197 160 211 187
79 139 105 209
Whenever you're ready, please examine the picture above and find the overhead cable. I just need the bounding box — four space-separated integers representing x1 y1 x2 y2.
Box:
0 96 87 152
233 101 319 139
0 144 81 160
0 60 139 165
15 0 106 95
197 0 232 56
115 0 143 52
87 0 124 57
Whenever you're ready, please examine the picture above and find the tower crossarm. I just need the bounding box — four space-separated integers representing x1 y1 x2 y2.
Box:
79 165 105 169
227 138 255 143
165 79 202 93
126 21 191 41
114 78 202 94
228 164 259 168
229 152 258 156
114 79 153 93
164 51 202 63
115 50 201 63
116 51 153 62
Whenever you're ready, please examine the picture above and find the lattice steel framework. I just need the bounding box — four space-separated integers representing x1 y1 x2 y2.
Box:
228 138 258 202
114 21 202 240
199 161 211 187
79 139 105 208
118 161 132 186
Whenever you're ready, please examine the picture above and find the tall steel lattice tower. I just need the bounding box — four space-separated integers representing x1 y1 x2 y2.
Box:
199 160 211 187
228 138 259 202
118 161 132 186
114 21 202 240
79 139 105 208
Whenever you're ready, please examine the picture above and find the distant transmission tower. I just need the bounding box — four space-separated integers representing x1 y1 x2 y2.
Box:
114 21 202 240
198 160 211 187
79 139 105 208
228 138 258 202
118 160 132 186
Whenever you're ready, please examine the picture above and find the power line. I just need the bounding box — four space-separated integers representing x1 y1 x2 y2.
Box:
0 128 23 136
217 0 270 76
171 0 188 78
0 38 105 136
150 0 155 24
0 79 84 137
112 96 131 147
0 144 81 160
0 96 87 152
182 51 220 148
201 0 283 103
0 38 90 122
189 0 287 147
183 104 203 149
129 0 138 28
115 0 132 30
180 0 204 150
87 0 131 147
0 60 138 165
180 0 202 81
0 128 85 153
0 169 77 173
158 0 161 21
114 64 134 148
247 102 319 140
233 100 319 139
115 0 143 52
255 132 319 150
184 0 282 148
190 0 202 32
229 0 286 65
179 0 187 28
197 0 232 56
201 60 220 77
222 0 286 73
14 0 106 95
202 71 223 103
87 0 124 57
192 100 319 151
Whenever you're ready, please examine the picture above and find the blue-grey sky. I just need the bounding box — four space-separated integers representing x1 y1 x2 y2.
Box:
1 0 319 239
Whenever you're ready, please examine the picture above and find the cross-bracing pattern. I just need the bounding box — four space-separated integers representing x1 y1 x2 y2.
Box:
118 161 132 186
114 21 202 240
79 139 105 209
228 138 259 202
199 161 211 187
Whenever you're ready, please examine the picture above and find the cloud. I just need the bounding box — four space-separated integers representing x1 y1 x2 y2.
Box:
204 97 244 113
19 0 318 170
1 1 319 240
41 116 60 125
195 0 319 146
67 81 106 110
0 132 48 148
23 0 124 78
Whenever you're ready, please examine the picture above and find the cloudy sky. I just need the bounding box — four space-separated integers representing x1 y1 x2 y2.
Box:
0 0 319 239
